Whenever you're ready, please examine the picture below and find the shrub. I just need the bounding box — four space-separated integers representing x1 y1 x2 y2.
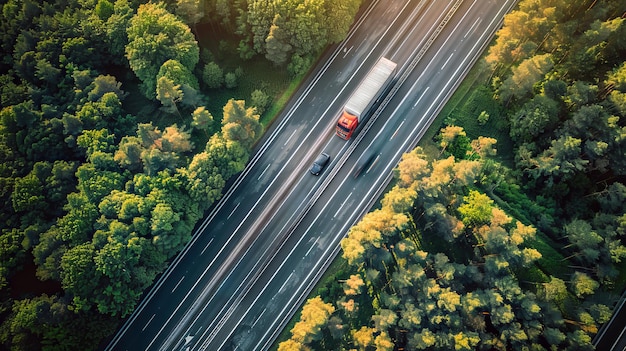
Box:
250 89 270 115
224 72 237 89
202 62 223 89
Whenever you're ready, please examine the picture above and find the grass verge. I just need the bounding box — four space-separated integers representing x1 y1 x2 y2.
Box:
261 77 305 127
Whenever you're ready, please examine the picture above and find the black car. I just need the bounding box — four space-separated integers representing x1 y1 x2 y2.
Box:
310 152 330 176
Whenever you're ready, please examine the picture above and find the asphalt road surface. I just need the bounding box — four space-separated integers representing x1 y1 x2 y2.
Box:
105 0 518 350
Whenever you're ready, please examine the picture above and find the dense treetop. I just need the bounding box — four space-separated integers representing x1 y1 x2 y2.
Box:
125 2 199 99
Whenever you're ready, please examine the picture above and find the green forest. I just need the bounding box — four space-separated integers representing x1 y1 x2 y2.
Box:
277 0 626 350
0 0 362 349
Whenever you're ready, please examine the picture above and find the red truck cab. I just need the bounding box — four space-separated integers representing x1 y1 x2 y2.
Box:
336 111 358 140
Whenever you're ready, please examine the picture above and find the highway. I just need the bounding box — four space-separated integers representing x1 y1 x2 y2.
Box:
104 0 518 350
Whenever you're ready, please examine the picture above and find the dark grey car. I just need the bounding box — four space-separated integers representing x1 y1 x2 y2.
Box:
310 152 330 176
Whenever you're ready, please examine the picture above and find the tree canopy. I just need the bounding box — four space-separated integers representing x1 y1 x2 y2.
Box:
125 2 199 99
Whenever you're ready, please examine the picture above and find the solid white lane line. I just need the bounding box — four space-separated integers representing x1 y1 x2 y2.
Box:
378 1 449 135
441 53 454 70
258 164 271 180
413 87 430 108
172 276 185 293
343 46 353 58
366 155 381 174
374 1 453 135
227 203 240 220
305 240 317 257
283 132 295 146
152 139 316 348
143 314 156 332
200 238 214 256
334 192 353 218
251 309 266 329
278 272 294 294
391 119 405 139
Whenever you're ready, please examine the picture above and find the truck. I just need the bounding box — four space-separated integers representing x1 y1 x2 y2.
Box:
336 57 397 140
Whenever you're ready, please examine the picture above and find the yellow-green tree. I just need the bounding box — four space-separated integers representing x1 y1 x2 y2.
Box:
278 296 335 348
221 99 263 150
